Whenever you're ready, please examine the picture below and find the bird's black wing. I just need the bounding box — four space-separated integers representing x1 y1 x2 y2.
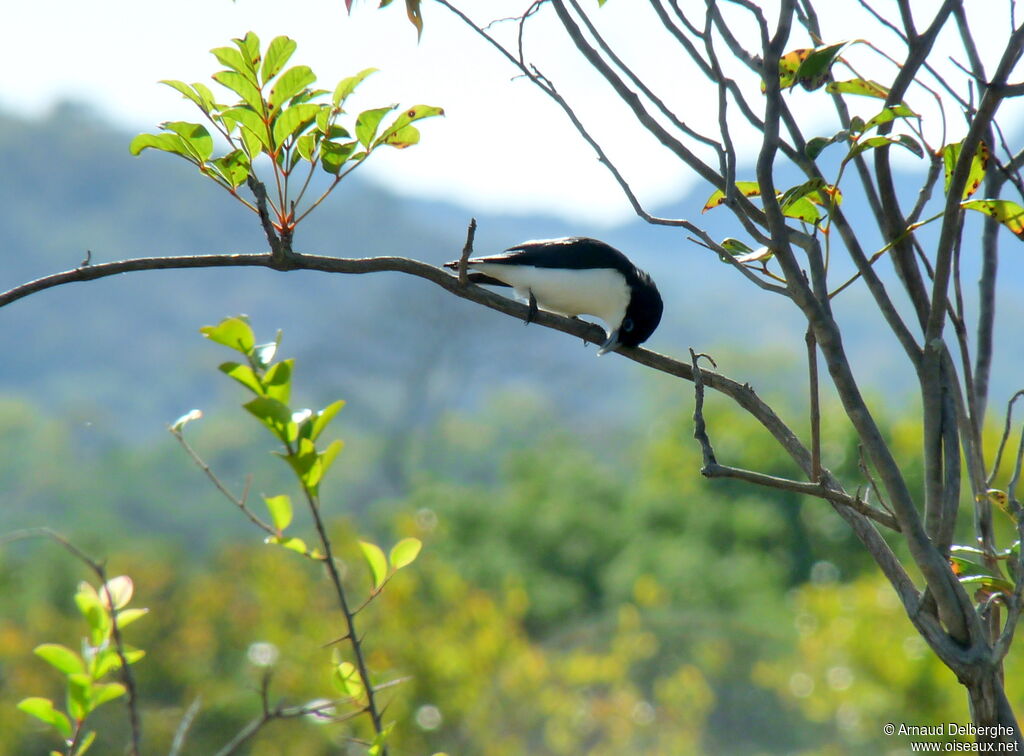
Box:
475 237 634 272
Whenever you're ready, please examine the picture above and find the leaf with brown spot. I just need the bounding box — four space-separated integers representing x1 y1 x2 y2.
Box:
942 139 989 199
962 198 1024 239
826 78 889 99
702 181 761 212
761 48 811 92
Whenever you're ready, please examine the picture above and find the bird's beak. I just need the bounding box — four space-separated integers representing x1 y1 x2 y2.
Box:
596 329 621 356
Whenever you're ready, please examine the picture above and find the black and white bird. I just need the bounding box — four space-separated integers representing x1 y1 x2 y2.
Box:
444 237 663 355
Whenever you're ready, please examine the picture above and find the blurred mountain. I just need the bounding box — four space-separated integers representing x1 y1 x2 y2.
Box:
0 102 1020 453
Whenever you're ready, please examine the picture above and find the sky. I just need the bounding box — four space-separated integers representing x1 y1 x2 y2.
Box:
3 1 1019 225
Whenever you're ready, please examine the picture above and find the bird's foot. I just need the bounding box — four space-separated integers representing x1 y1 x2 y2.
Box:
524 291 538 325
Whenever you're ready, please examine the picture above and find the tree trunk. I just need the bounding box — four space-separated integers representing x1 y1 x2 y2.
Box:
964 669 1022 748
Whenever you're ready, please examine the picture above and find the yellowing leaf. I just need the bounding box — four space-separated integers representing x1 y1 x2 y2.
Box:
943 139 989 200
826 78 889 99
962 199 1024 239
763 48 811 91
702 181 761 212
389 538 422 570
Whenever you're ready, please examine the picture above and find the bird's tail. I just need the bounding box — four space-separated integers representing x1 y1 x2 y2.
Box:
441 261 510 288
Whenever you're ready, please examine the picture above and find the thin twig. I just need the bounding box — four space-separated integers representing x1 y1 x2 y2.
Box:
990 391 1024 487
168 696 202 756
458 218 477 285
806 326 821 482
170 428 277 537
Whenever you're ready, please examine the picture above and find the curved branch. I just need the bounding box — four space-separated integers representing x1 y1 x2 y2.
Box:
0 248 813 479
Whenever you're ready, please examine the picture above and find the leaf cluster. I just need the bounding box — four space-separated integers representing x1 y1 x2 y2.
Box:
17 577 146 756
130 32 443 237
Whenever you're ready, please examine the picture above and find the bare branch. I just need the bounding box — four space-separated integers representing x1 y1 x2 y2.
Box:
989 391 1024 487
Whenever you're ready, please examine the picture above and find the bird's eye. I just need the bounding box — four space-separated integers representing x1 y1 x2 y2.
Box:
622 318 634 332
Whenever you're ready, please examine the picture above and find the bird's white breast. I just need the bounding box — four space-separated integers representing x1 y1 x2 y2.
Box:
469 263 631 330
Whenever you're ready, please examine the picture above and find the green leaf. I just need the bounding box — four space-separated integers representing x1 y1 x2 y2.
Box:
779 178 841 210
92 648 122 678
389 538 422 570
333 68 378 108
895 134 924 158
962 199 1024 240
360 540 388 591
804 129 849 160
825 78 889 99
805 136 832 161
959 574 1015 594
333 661 366 700
115 607 149 629
719 238 754 257
122 647 146 665
74 582 108 644
942 139 989 200
290 87 331 107
269 65 317 112
296 132 319 161
219 362 263 395
192 82 218 112
261 35 298 85
160 121 214 162
368 723 396 756
201 317 256 354
263 359 293 403
279 436 335 491
210 45 253 77
265 494 293 532
845 134 922 163
211 149 250 188
860 104 918 134
310 400 346 441
213 70 265 113
272 104 320 148
91 682 126 708
17 698 72 738
356 106 396 149
221 107 271 152
128 132 195 161
702 181 762 212
379 124 420 148
160 79 214 112
375 104 444 147
34 644 85 676
320 140 357 175
795 41 849 91
781 196 821 224
66 673 92 721
318 439 345 481
265 535 311 556
244 396 296 442
233 32 262 74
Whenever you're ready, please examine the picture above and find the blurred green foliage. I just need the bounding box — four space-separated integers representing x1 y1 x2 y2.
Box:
1 389 1022 754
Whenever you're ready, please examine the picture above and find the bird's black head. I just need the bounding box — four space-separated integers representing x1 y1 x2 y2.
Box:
619 271 663 348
